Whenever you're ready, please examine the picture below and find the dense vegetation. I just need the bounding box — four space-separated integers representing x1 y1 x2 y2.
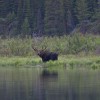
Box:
0 35 100 67
0 0 100 37
0 35 100 56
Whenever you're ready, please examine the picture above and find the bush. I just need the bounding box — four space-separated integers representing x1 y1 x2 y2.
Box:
0 35 99 56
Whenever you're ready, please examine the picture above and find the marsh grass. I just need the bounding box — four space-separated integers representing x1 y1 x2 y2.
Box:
0 56 40 67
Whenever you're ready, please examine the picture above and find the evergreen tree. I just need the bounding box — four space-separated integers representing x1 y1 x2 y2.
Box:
0 0 99 36
63 0 76 33
21 17 31 36
0 0 8 17
44 0 66 35
17 0 24 34
37 0 45 35
94 0 100 20
76 0 91 22
63 0 70 33
87 0 98 20
66 10 75 33
0 0 4 17
6 12 16 22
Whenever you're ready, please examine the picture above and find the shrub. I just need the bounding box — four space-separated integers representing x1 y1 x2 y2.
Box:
0 34 99 56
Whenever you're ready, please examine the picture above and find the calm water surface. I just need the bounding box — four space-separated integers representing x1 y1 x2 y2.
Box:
0 67 100 100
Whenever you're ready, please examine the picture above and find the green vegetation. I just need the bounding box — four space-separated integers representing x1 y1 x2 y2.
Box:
0 56 39 67
0 35 100 68
0 35 100 56
0 55 100 69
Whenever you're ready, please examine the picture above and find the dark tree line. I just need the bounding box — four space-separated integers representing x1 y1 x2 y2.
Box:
0 0 100 36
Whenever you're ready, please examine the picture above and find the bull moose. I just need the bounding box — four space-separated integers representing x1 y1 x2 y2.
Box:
32 46 58 62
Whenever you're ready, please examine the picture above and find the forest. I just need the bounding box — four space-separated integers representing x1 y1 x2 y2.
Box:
0 0 100 37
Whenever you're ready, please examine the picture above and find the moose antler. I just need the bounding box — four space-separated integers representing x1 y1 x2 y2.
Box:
41 45 47 52
32 45 39 53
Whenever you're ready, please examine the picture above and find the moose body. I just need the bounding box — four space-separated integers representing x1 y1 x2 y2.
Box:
38 51 58 62
32 46 58 62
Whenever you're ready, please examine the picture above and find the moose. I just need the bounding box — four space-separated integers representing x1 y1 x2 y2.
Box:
32 46 58 62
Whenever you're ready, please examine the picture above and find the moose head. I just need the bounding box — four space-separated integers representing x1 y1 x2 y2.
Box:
32 45 58 62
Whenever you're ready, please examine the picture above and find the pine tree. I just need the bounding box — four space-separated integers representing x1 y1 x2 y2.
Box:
16 0 24 34
63 0 76 33
0 0 8 17
21 17 31 36
0 0 4 17
94 0 100 20
66 10 75 33
44 0 66 35
76 0 91 22
0 0 99 36
87 0 98 20
28 0 36 34
6 12 16 22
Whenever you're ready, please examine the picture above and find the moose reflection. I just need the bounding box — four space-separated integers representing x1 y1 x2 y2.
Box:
41 69 58 77
0 68 100 100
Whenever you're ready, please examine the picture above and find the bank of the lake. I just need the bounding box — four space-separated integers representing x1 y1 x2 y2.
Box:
0 55 100 69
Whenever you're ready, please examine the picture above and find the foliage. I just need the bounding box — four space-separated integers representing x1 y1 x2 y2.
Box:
21 17 31 36
44 0 65 35
76 0 90 22
6 12 16 22
66 34 96 54
93 1 100 20
0 35 99 56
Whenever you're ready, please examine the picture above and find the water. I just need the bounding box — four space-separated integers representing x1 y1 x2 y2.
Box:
0 67 100 100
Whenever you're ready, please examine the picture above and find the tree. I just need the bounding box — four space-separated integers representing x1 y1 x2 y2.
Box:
66 10 75 33
0 0 8 17
44 0 66 35
33 0 45 35
76 0 91 22
87 0 98 20
16 0 24 35
21 17 31 36
63 0 76 33
0 0 99 36
93 0 100 20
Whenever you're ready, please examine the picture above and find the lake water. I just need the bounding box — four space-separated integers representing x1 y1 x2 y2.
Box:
0 67 100 100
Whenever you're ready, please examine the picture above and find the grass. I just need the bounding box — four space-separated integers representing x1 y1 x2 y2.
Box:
0 56 40 67
0 55 100 69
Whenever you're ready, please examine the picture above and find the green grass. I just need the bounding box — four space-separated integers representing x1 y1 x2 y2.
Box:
0 55 100 69
0 56 40 67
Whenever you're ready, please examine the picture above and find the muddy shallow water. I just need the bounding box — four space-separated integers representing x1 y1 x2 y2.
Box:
0 67 100 100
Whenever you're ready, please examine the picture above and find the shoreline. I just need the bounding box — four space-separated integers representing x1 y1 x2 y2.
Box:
0 55 100 69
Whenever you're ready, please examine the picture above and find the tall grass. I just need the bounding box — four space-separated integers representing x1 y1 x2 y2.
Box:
0 34 99 56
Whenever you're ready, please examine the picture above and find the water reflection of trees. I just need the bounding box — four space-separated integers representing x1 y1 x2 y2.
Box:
0 68 59 100
0 68 100 100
